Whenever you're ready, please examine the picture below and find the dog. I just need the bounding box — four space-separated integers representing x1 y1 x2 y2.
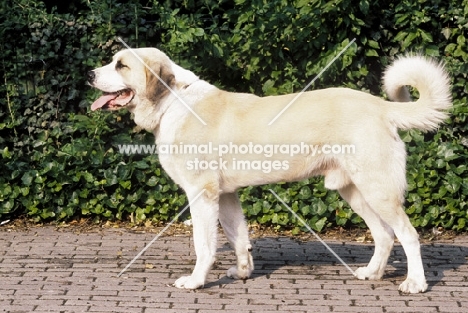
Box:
88 48 451 293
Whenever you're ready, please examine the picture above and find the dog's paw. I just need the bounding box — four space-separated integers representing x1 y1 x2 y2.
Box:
226 263 253 280
354 266 382 280
174 275 204 289
399 278 428 294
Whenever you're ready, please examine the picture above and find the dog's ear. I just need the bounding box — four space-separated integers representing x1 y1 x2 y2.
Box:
145 59 175 103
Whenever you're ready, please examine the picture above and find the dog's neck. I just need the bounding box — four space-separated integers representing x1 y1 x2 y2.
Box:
132 61 218 142
129 98 165 132
170 61 199 88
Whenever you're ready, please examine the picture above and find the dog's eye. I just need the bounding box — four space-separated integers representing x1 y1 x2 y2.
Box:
116 61 128 70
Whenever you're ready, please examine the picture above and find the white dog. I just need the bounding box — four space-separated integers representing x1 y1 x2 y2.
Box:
88 48 451 293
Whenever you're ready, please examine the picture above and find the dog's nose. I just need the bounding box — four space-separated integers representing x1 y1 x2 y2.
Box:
87 70 95 83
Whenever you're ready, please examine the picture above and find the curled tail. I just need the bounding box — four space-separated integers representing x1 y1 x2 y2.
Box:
384 55 452 131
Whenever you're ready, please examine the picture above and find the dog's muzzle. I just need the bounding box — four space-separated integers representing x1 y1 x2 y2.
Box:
87 70 96 85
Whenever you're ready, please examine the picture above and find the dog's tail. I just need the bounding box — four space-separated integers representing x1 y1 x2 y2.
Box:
383 55 452 131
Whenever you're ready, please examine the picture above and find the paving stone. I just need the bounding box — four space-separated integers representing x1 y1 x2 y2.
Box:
1 226 468 312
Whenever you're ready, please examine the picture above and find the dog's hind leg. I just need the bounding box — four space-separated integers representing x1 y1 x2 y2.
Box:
348 179 427 293
174 187 220 289
338 184 395 281
219 192 254 280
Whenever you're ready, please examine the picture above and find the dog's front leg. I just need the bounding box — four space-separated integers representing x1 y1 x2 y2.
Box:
219 193 254 280
174 189 219 289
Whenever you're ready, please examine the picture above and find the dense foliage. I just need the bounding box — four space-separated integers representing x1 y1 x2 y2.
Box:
1 0 467 233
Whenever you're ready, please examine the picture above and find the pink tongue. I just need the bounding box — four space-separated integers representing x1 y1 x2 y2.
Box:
91 94 117 111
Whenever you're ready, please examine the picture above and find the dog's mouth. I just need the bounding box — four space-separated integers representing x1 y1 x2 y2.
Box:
91 89 135 111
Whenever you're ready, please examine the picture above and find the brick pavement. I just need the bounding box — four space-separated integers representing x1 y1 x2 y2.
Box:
0 225 467 313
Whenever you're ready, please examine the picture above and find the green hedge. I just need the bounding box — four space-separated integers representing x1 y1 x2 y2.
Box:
1 0 467 232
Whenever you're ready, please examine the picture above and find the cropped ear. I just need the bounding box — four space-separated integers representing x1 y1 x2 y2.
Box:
145 58 175 103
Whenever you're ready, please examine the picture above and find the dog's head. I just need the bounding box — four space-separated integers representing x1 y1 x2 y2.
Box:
88 48 175 112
